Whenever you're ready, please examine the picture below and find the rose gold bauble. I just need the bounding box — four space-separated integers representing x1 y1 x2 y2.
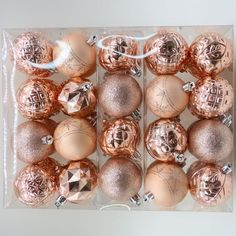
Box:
145 75 189 118
99 74 142 118
145 118 187 162
144 30 188 75
37 119 58 134
188 76 233 119
53 118 96 161
99 157 142 201
99 118 140 157
188 32 233 78
16 78 60 120
145 161 188 207
53 32 96 77
58 77 97 118
188 119 233 162
187 161 232 207
98 35 141 76
12 32 54 77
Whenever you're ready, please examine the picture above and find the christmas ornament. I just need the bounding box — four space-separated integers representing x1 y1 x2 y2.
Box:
37 119 58 134
16 78 60 120
99 118 140 158
144 161 188 207
145 75 189 118
99 74 142 118
11 32 54 77
144 30 188 75
187 161 232 207
58 78 97 118
145 118 187 163
98 35 141 76
188 119 233 162
54 118 96 161
53 32 97 78
55 159 98 207
99 157 142 205
188 32 233 78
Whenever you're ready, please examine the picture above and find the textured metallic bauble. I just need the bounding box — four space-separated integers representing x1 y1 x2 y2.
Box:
37 119 58 135
16 78 60 120
145 161 188 207
53 32 96 78
98 74 142 118
99 157 142 201
187 161 232 207
58 159 98 203
145 118 187 162
12 32 54 77
145 75 189 118
189 76 233 119
144 30 188 75
188 32 233 78
99 118 140 157
54 118 96 161
188 119 233 162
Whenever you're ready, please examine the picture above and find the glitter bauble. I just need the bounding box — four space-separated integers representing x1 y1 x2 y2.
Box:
37 119 58 135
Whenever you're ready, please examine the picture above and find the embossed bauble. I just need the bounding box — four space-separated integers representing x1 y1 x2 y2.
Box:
188 32 233 78
12 32 54 77
53 118 96 161
98 35 141 76
16 78 60 120
58 78 97 118
99 118 140 157
53 32 96 78
145 118 187 162
188 76 233 119
144 30 188 75
145 75 189 118
144 161 188 207
188 119 233 163
187 161 232 207
99 74 142 118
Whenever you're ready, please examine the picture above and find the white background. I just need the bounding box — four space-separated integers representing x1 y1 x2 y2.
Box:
0 0 236 235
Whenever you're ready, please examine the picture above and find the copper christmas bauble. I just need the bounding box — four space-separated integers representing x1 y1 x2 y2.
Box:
12 32 54 77
188 76 233 119
14 121 54 164
99 118 140 157
187 161 232 207
144 30 188 75
37 119 58 135
99 74 142 118
188 32 233 78
16 78 60 120
53 32 96 78
145 161 188 207
145 75 189 118
145 118 187 162
58 77 97 118
54 118 96 161
188 119 233 162
99 157 142 201
98 35 141 76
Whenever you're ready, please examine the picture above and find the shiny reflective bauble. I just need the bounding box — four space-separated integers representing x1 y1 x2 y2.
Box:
54 118 96 161
12 32 54 77
189 76 233 119
188 32 233 78
188 119 233 162
16 78 60 120
144 30 188 75
99 118 140 157
145 118 187 162
53 32 96 77
145 75 189 118
187 161 232 207
99 157 142 201
145 161 188 207
99 74 142 118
